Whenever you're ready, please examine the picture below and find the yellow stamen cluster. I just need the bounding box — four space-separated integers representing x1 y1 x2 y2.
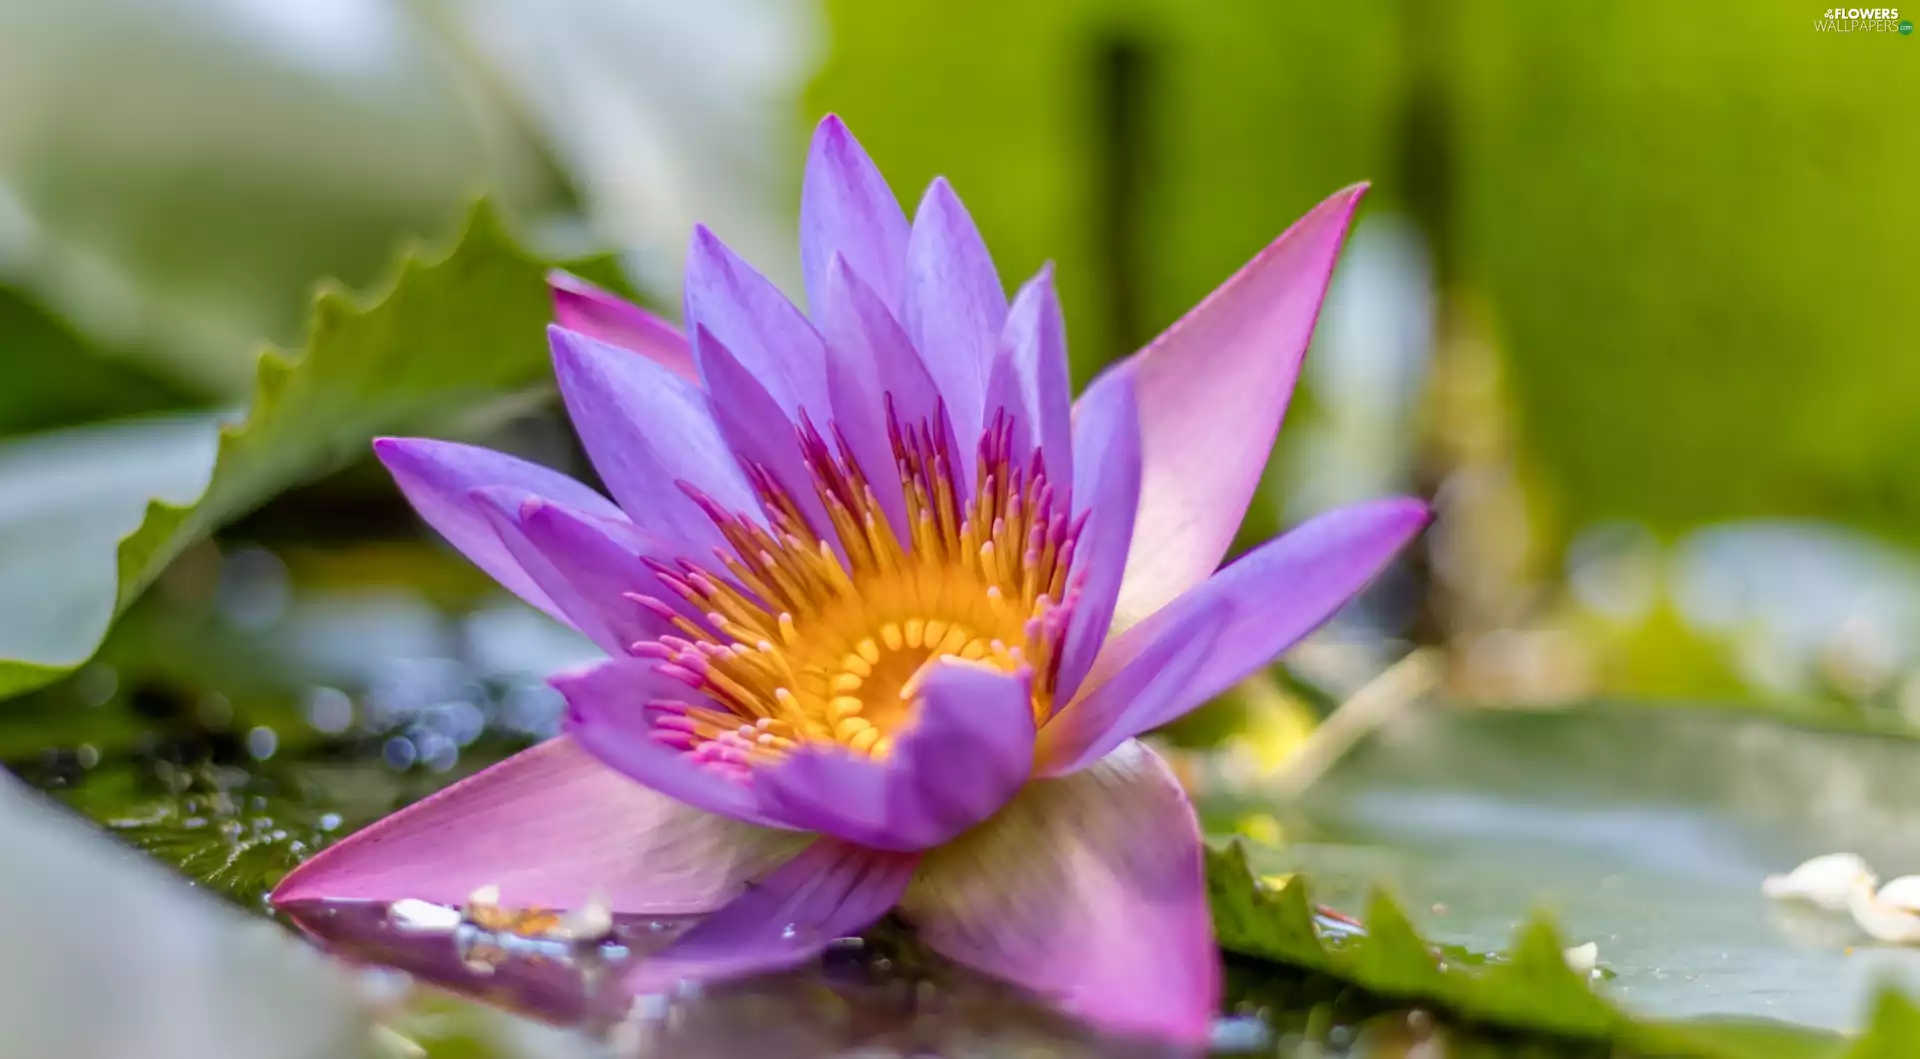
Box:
636 411 1078 767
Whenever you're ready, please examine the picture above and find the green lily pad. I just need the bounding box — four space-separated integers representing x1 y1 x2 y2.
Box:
0 202 565 700
1204 702 1920 1054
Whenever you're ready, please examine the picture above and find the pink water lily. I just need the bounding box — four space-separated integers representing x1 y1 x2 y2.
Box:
271 115 1429 1044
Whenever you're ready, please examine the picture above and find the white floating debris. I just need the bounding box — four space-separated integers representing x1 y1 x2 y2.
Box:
553 891 614 943
1851 874 1920 944
386 899 462 934
466 883 502 908
1763 853 1876 911
1563 942 1599 976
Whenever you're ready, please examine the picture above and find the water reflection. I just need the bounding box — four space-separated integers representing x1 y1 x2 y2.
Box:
282 899 1195 1058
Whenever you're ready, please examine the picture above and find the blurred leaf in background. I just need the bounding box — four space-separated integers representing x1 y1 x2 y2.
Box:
1448 0 1920 553
434 0 821 295
0 0 560 397
0 203 569 699
0 772 368 1058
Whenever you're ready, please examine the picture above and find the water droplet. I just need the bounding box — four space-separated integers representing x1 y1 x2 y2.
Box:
781 923 798 940
318 812 343 832
245 726 279 760
382 736 418 770
305 686 354 734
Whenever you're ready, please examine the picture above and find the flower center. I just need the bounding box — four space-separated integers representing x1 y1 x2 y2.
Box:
630 407 1080 771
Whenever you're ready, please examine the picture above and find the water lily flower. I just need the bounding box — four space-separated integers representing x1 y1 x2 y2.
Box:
272 115 1429 1043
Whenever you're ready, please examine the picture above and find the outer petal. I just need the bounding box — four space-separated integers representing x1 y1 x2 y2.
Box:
270 737 804 915
470 488 672 657
753 662 1035 851
684 226 832 420
548 271 698 383
1053 367 1141 705
1049 497 1429 773
903 178 1006 443
818 255 956 533
984 264 1073 490
372 437 622 626
1107 186 1366 630
626 838 917 993
898 740 1217 1045
800 115 911 316
557 658 791 830
550 325 760 550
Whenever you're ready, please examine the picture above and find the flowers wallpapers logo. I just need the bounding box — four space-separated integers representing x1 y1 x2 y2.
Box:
269 115 1429 1044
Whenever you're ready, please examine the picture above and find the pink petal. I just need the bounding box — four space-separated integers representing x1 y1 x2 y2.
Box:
1054 366 1142 706
817 254 957 535
549 325 761 552
626 838 917 993
548 270 698 383
468 487 675 657
1037 603 1226 776
270 737 805 914
684 225 832 421
898 740 1217 1045
1046 497 1429 774
372 437 622 627
753 661 1036 851
800 115 911 315
557 657 793 830
1105 186 1366 631
693 326 834 543
984 264 1074 492
903 178 1006 443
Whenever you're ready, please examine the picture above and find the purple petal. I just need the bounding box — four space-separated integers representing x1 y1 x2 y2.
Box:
800 115 910 316
1048 498 1430 773
550 325 760 551
271 737 804 915
693 326 834 541
548 270 698 383
627 838 917 994
1052 367 1142 706
899 740 1217 1045
984 265 1074 491
817 255 956 533
372 437 622 626
754 661 1035 851
903 178 1006 443
1037 604 1227 776
469 487 675 656
557 657 793 830
1106 186 1366 629
684 226 832 420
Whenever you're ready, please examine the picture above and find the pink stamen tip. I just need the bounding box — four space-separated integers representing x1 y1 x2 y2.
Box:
644 699 691 716
649 730 696 750
656 664 705 689
630 641 673 660
653 715 700 734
